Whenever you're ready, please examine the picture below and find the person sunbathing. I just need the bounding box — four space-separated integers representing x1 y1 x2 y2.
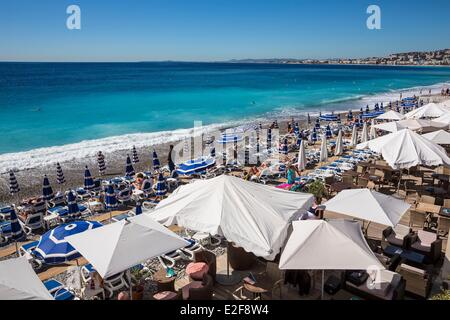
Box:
244 166 260 181
300 199 321 220
133 172 145 190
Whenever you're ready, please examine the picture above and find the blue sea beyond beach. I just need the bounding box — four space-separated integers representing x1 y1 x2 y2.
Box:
0 62 450 165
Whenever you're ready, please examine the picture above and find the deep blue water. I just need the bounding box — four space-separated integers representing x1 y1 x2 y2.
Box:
1 62 450 154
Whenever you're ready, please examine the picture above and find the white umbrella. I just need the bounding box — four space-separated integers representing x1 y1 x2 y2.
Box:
334 130 344 156
375 110 404 121
350 125 358 147
357 129 450 169
374 121 405 133
0 256 54 300
323 188 410 227
151 175 314 260
66 214 188 279
422 130 450 145
279 220 384 299
369 119 377 140
319 134 328 162
397 119 447 131
361 122 369 143
297 140 306 171
435 113 450 127
404 102 449 119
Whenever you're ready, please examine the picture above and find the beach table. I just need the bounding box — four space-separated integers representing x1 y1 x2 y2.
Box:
153 268 176 293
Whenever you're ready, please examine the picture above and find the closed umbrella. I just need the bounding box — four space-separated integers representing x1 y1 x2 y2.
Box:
125 155 135 177
152 150 161 171
105 184 118 211
319 134 328 163
84 166 94 191
267 128 272 155
155 173 167 197
135 202 143 216
369 119 377 140
297 140 306 171
315 118 320 129
334 130 344 156
361 122 369 143
42 175 54 202
97 152 106 176
350 125 358 147
56 162 66 185
9 170 20 196
347 110 353 121
210 146 216 158
9 207 25 255
280 138 288 155
294 123 300 136
66 191 81 220
311 127 318 143
325 125 332 139
132 146 139 164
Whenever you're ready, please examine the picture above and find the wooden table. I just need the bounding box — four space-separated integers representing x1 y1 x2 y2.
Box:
153 269 176 293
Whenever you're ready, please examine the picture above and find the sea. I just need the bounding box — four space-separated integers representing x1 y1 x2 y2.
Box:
1 62 450 172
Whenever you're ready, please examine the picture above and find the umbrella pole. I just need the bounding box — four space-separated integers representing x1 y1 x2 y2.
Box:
15 241 19 257
321 270 325 300
128 270 133 300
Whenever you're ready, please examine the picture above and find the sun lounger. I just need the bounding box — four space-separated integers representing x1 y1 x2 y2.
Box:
81 263 129 298
117 188 132 206
0 206 13 221
44 279 77 300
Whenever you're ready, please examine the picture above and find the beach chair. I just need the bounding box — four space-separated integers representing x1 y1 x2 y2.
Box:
81 264 129 299
140 179 154 199
0 206 13 221
76 188 91 201
166 171 180 190
0 220 32 242
48 192 66 208
178 238 203 260
117 188 132 206
44 279 77 300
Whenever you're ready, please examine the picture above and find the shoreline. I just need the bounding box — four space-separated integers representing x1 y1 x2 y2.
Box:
1 93 449 203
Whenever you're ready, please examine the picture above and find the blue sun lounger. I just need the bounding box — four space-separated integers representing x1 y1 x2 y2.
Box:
44 279 76 300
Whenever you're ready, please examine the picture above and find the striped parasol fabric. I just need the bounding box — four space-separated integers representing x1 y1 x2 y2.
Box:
307 113 311 124
84 166 94 191
135 202 143 215
105 184 118 210
244 146 250 166
56 162 66 184
325 125 333 139
152 150 161 171
42 175 54 202
294 123 300 136
125 154 135 177
315 118 320 129
280 138 289 155
347 110 353 121
9 170 20 195
9 206 25 242
267 128 272 155
155 173 167 197
66 190 81 220
132 146 139 164
97 151 106 176
222 138 227 166
296 135 302 147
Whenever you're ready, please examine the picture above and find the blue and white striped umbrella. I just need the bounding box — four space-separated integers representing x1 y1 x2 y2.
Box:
296 135 302 147
315 118 320 129
311 128 318 142
155 173 167 197
33 221 102 265
325 125 332 139
135 202 143 216
97 151 106 176
132 146 139 164
67 191 81 220
42 175 54 202
294 123 300 136
380 103 384 110
105 184 118 210
244 146 250 165
347 110 353 121
280 138 288 155
56 163 66 184
9 207 25 241
337 114 341 124
152 150 161 171
210 146 216 158
125 155 135 177
307 113 311 124
222 139 227 166
365 105 370 113
84 166 94 191
9 171 20 195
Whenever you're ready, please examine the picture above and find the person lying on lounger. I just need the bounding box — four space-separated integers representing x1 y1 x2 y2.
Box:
133 172 145 190
244 166 260 181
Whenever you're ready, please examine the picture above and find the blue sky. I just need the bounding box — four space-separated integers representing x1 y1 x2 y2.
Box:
1 0 449 62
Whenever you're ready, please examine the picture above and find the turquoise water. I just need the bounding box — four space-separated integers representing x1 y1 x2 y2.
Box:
1 62 450 155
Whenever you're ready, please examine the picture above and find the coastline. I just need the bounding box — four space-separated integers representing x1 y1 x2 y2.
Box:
1 92 448 203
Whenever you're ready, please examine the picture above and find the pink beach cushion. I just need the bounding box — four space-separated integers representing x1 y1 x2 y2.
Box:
418 230 436 247
182 281 203 300
276 183 292 190
153 291 178 300
186 262 209 280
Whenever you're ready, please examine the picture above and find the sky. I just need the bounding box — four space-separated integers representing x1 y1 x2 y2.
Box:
0 0 450 62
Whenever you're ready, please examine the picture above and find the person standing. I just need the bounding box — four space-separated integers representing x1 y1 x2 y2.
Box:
168 145 175 172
